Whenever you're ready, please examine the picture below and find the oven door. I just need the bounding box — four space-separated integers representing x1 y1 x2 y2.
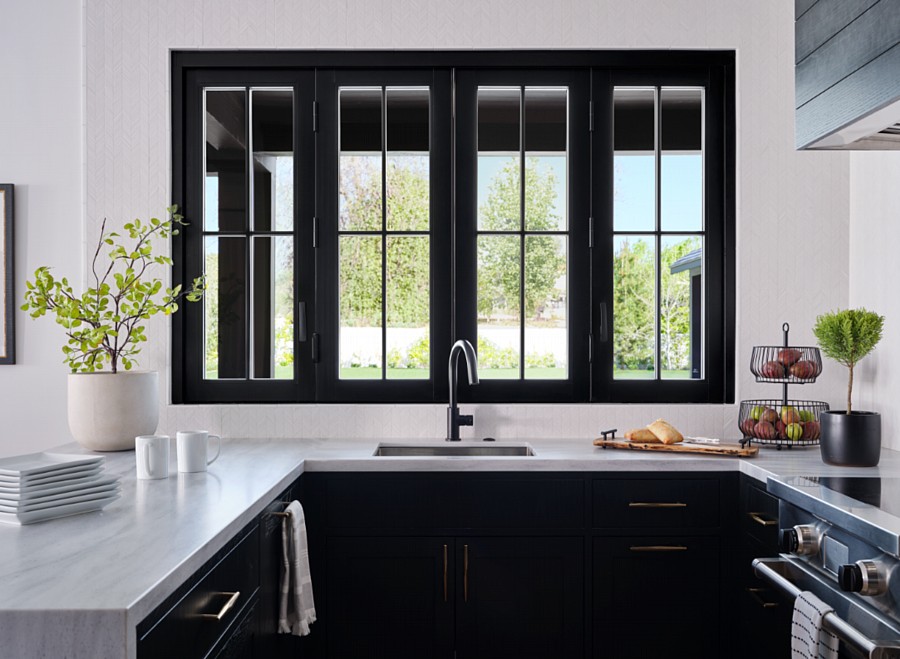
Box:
754 558 900 659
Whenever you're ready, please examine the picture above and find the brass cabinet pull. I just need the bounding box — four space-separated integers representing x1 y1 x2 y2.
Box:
197 591 240 620
629 545 688 552
628 502 687 508
443 544 448 603
464 544 469 603
747 587 779 608
748 512 777 527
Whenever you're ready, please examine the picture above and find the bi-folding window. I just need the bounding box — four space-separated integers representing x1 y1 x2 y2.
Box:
172 53 734 404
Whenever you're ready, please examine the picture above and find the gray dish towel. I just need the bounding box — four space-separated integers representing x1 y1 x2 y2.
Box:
278 500 317 636
791 590 839 659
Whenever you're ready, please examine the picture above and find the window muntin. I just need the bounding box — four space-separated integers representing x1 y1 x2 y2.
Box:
612 86 704 382
476 86 569 381
203 87 295 381
338 86 431 381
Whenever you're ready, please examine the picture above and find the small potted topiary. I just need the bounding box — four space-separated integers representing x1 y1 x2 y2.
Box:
22 207 204 451
813 308 885 466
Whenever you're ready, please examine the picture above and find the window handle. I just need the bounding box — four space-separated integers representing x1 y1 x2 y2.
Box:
297 301 308 342
599 302 609 342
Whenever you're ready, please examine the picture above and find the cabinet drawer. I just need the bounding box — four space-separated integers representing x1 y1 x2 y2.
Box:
740 479 779 549
593 478 720 529
137 524 260 659
322 475 584 530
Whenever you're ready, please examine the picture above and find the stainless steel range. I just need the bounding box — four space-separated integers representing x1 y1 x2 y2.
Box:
756 476 900 658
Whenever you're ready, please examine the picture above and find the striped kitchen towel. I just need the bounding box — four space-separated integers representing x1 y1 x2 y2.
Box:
278 500 317 636
791 590 839 659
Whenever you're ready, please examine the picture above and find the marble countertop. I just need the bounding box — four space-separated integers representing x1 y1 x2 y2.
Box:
3 436 900 658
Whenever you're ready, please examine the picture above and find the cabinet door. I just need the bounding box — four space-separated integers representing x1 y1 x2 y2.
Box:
455 537 584 659
325 537 454 659
593 537 719 659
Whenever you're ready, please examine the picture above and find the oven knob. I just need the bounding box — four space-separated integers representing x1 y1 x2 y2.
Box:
838 560 887 596
778 525 819 555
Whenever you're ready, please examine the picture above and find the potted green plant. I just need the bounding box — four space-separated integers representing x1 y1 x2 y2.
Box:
813 308 885 466
22 207 204 451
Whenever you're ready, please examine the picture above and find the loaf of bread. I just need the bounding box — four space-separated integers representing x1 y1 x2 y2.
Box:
646 419 684 445
625 428 661 443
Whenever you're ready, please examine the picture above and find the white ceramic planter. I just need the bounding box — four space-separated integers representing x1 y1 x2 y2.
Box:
67 371 159 451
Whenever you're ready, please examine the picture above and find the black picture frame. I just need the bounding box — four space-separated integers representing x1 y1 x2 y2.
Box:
0 184 14 365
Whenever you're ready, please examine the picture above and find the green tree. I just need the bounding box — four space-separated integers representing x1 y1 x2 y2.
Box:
613 238 655 370
612 237 698 372
660 237 700 370
478 158 565 321
338 156 430 327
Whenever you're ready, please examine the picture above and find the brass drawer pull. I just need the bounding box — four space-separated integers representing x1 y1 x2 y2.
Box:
628 502 687 508
443 544 448 603
629 545 688 552
198 591 241 620
747 587 779 608
464 544 469 603
748 511 777 527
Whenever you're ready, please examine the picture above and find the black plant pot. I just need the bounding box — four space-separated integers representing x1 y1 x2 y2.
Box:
820 411 882 467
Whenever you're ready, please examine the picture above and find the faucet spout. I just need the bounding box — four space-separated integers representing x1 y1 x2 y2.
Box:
447 339 479 441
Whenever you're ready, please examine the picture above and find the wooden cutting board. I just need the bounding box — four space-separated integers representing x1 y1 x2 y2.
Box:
593 438 758 457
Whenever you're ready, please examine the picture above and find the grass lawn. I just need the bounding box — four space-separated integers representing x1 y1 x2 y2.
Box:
615 369 692 379
205 366 693 380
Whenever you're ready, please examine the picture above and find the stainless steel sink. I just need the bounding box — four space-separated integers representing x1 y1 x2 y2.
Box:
374 442 535 457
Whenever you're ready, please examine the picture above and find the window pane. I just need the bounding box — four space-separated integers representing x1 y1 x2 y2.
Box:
478 88 520 231
613 88 655 232
661 88 703 231
386 86 430 232
525 235 566 380
340 235 383 379
386 236 429 380
340 88 382 231
251 236 294 380
661 236 702 380
204 236 247 380
478 234 521 379
525 88 566 231
205 89 247 232
613 235 656 379
251 89 294 231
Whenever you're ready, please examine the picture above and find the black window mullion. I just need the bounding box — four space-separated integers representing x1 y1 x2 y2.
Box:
518 85 526 381
380 86 387 381
654 85 662 383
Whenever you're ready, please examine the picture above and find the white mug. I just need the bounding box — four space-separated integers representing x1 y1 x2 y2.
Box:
136 435 170 480
176 430 221 473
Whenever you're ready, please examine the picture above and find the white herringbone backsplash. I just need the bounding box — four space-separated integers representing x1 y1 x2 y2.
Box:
81 0 851 443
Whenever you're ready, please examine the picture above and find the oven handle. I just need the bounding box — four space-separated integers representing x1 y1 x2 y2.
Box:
753 558 900 659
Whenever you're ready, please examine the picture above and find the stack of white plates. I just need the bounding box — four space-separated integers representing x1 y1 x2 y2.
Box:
0 453 120 525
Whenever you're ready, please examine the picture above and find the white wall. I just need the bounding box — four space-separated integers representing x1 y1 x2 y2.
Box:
849 152 900 451
0 3 83 456
0 0 852 455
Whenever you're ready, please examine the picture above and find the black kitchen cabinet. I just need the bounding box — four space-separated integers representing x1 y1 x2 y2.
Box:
325 536 454 659
303 472 734 659
737 475 790 659
593 536 720 659
456 537 583 659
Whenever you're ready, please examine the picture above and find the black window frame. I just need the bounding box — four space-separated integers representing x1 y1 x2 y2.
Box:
171 50 735 405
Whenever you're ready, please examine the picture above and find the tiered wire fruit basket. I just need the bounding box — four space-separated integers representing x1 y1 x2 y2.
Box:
738 323 829 449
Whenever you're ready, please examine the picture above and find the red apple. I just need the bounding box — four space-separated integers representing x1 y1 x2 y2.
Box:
775 419 787 439
802 421 821 440
740 418 756 436
760 408 779 424
761 360 786 378
778 348 802 366
754 421 777 439
790 360 817 379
